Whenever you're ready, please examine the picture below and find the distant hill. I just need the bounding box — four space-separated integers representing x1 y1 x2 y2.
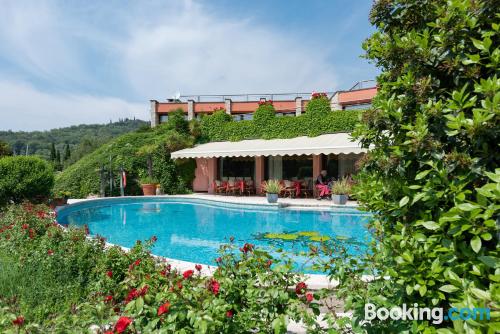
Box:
0 119 149 166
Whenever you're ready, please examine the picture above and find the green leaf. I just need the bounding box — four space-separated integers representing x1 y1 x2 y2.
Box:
439 285 459 293
478 256 498 268
457 203 480 211
471 236 481 253
415 170 430 180
470 287 490 300
419 285 427 296
399 196 409 207
419 221 440 230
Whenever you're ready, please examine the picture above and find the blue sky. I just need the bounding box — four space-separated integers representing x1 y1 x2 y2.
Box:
0 0 378 131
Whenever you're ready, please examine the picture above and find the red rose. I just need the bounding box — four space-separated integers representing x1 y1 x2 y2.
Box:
306 293 314 302
22 223 29 230
29 229 35 239
134 259 141 267
160 269 167 277
104 295 113 303
106 270 113 278
105 331 113 334
295 282 307 295
216 257 222 263
139 285 148 296
37 211 47 219
226 310 233 318
47 249 54 256
177 282 183 290
125 288 139 303
157 301 170 316
114 316 132 333
12 316 24 326
208 279 220 295
195 264 202 271
183 270 194 279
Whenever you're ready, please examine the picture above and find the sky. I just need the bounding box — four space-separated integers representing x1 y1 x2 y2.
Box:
0 0 378 131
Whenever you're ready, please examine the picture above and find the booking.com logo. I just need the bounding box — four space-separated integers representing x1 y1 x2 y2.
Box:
365 303 491 324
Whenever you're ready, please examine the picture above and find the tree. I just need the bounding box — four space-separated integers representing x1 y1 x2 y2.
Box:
341 1 498 332
0 141 12 157
50 143 56 162
63 144 71 161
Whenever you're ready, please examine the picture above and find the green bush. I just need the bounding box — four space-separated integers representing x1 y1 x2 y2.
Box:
253 102 276 127
0 141 12 157
0 156 54 204
200 109 361 142
0 204 319 333
305 95 331 118
327 1 499 332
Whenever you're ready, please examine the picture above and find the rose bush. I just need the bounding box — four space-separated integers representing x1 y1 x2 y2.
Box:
0 204 321 333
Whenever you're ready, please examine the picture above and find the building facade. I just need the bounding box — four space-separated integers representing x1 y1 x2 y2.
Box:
150 81 377 127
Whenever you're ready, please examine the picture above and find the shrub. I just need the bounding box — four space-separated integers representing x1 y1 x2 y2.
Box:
253 101 276 126
305 94 331 118
0 204 319 333
330 1 500 332
0 141 12 157
0 156 54 204
330 178 352 195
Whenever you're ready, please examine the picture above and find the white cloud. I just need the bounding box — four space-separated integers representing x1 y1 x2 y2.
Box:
0 1 339 130
0 81 147 131
122 1 338 98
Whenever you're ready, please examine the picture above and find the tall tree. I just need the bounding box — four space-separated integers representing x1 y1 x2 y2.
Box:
0 140 12 157
50 143 56 162
341 0 498 332
63 144 71 161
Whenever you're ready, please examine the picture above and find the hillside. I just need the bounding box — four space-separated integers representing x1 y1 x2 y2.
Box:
0 118 149 160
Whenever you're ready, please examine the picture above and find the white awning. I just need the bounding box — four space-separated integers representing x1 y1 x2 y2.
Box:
171 133 367 159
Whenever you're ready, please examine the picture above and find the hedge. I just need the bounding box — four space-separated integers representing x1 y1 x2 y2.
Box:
0 156 54 204
199 107 362 142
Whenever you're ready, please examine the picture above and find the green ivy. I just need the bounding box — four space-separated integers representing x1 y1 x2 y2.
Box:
199 108 362 142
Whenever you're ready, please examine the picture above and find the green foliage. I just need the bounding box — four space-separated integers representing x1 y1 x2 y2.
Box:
200 109 361 142
54 115 195 198
253 102 276 126
262 179 284 194
0 156 54 205
0 119 148 162
0 141 12 157
305 95 331 118
330 177 352 195
329 1 500 332
0 204 319 333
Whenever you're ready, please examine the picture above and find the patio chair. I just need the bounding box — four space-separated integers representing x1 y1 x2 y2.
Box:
282 180 296 198
242 179 255 196
213 180 226 195
226 179 239 195
301 178 313 198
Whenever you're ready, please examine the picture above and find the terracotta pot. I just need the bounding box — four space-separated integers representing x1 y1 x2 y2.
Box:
141 184 157 196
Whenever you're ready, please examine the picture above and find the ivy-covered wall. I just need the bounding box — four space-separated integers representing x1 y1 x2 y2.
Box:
199 97 362 142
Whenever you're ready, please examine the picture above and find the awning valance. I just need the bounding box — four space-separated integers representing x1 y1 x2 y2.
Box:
171 133 367 159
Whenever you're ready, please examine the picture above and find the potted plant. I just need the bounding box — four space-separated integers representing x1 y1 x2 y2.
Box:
50 190 71 208
139 171 158 196
331 178 352 205
262 180 283 204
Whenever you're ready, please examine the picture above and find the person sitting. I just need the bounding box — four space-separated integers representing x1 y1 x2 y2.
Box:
315 170 331 200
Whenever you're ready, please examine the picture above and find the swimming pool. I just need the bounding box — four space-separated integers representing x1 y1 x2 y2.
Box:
57 197 371 273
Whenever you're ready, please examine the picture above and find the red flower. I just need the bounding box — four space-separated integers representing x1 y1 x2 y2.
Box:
104 295 113 303
151 235 158 242
105 331 113 334
226 310 234 318
306 293 314 303
295 282 307 295
139 285 149 296
47 249 54 256
106 270 113 278
114 316 132 333
134 259 141 267
22 223 29 230
29 229 35 239
195 264 202 271
183 270 194 279
37 211 47 219
266 260 272 267
208 279 220 295
215 257 222 263
177 282 183 290
240 243 254 253
12 316 24 326
160 269 167 277
125 288 139 303
157 302 170 316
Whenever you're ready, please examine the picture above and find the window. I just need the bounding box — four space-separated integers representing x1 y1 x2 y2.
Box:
276 112 295 117
343 103 371 110
159 115 169 124
232 113 253 121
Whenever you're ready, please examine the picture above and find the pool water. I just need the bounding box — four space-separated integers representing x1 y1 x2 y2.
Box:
57 198 371 273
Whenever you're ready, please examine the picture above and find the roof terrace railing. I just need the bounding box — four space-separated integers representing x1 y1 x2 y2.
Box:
348 80 376 91
173 92 336 103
